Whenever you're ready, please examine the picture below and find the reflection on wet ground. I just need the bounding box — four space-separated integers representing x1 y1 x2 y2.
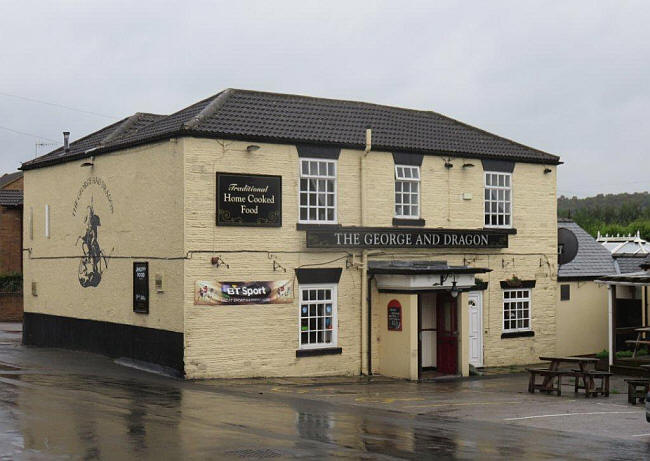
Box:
1 325 649 459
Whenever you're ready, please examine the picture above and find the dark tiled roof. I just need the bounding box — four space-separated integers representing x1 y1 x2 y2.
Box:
642 255 650 270
598 255 650 283
558 221 617 279
614 255 646 274
21 113 165 170
0 171 22 189
22 89 560 171
0 190 23 206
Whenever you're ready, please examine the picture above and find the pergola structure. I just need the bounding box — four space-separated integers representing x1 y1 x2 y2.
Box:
596 255 650 371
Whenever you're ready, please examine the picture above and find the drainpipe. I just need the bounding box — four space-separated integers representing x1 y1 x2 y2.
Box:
360 128 372 375
608 285 613 368
367 275 374 375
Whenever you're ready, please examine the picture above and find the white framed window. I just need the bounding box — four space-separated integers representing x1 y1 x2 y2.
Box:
503 288 531 332
299 158 337 223
484 172 512 228
299 284 337 349
394 165 420 218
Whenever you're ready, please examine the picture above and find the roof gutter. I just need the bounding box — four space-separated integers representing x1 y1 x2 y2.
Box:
21 131 563 172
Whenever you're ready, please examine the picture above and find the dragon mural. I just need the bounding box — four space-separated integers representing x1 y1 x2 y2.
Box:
76 198 109 288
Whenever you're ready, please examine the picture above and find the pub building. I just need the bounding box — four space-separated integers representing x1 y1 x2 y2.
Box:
20 89 560 379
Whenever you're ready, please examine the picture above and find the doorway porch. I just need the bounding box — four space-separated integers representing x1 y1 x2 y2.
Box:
368 260 490 381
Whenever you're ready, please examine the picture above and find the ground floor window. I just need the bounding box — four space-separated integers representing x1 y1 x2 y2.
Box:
503 288 531 332
299 284 337 349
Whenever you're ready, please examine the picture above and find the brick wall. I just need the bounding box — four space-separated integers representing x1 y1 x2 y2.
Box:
3 176 23 191
0 292 22 322
0 206 23 274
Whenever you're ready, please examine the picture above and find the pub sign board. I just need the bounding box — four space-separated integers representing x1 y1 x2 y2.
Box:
306 227 509 249
216 173 282 227
387 300 402 331
133 262 149 314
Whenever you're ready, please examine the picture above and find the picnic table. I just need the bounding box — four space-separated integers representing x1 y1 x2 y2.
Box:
538 356 599 372
625 327 650 358
528 356 607 397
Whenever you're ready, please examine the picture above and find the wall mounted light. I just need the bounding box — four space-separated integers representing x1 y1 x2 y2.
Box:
80 156 95 168
544 168 552 174
450 281 459 298
462 163 475 169
246 145 260 153
444 160 454 169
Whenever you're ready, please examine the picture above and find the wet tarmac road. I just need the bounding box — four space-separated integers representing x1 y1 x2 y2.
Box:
1 325 649 459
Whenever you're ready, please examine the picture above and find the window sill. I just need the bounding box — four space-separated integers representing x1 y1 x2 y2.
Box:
501 331 534 339
296 223 341 231
296 347 342 357
483 227 517 235
393 218 426 227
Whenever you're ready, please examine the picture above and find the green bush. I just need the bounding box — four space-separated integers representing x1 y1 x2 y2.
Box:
596 349 608 359
616 350 634 358
615 347 649 359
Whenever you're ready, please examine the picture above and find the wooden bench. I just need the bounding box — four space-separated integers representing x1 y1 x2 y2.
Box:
573 370 612 397
527 368 567 396
625 328 650 358
624 378 650 405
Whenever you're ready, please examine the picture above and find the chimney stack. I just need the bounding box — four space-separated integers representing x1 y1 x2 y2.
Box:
63 132 70 153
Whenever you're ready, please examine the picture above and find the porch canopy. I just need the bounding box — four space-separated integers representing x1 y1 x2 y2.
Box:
368 260 491 292
596 255 650 368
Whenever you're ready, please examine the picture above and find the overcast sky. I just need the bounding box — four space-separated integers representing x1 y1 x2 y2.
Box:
1 1 648 197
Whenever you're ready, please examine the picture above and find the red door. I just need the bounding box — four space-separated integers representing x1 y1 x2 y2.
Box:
436 293 458 375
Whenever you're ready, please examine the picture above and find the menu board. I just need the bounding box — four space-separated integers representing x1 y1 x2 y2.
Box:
133 262 149 313
216 173 282 227
387 300 402 331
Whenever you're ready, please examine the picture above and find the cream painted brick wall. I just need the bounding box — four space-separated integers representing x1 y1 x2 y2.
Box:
182 139 363 378
182 138 558 377
23 140 185 332
369 252 557 372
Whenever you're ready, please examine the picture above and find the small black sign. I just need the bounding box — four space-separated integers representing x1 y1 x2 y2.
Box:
216 173 282 227
306 227 509 249
133 262 149 314
388 300 402 331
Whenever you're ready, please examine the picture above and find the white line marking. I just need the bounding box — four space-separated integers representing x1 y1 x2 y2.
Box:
505 411 640 421
631 433 650 438
595 402 631 409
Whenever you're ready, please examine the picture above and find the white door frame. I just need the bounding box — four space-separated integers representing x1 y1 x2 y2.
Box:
468 291 484 368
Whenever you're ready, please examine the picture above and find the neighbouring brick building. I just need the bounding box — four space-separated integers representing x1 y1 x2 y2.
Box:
0 171 24 321
20 89 561 379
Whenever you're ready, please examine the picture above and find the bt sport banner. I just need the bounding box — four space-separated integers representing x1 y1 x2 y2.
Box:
194 280 294 305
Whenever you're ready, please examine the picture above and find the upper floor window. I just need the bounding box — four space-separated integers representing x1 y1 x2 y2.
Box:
484 172 511 228
299 158 336 223
394 165 420 219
